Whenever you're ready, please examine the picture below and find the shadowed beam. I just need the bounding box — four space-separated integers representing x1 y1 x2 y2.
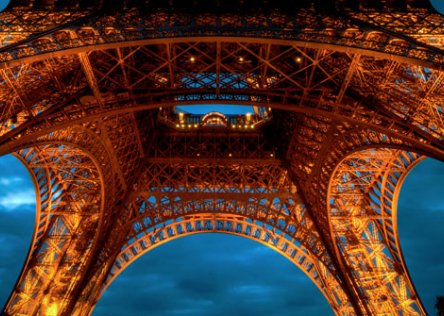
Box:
78 52 104 108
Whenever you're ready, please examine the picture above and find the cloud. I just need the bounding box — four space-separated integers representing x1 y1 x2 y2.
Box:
0 189 36 210
0 177 23 186
0 155 36 211
398 158 444 314
94 234 334 316
0 207 34 309
0 155 36 308
231 284 273 295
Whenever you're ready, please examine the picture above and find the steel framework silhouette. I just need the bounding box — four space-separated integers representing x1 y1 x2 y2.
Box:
0 0 443 315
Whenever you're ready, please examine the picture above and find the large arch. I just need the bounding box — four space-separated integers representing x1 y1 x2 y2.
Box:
93 213 354 316
0 123 124 316
1 2 444 315
49 158 358 316
3 143 105 316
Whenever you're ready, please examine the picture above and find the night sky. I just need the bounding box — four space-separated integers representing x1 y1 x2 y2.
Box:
431 0 444 13
0 0 443 315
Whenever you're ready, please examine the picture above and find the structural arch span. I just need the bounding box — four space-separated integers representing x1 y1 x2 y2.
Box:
93 213 354 316
58 159 359 316
3 143 107 316
2 1 444 315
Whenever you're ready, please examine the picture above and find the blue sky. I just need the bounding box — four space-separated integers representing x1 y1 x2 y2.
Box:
0 0 8 11
431 0 444 13
176 104 253 114
0 154 443 315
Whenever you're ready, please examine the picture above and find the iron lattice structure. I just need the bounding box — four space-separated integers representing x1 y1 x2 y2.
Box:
0 0 444 315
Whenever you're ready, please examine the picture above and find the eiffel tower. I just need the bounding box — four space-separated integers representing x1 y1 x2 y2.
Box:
0 0 443 314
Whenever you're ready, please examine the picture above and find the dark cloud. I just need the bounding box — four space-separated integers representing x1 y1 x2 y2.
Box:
0 155 443 315
0 206 34 309
0 155 36 309
94 234 333 316
398 158 444 314
0 155 35 211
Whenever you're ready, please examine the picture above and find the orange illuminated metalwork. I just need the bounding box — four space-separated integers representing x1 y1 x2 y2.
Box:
0 0 443 315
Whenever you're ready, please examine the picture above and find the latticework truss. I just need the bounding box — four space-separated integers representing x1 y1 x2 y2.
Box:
0 0 443 315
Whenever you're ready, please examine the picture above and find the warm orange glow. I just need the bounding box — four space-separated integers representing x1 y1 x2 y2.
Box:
45 303 58 316
178 112 184 123
42 296 58 316
1 2 437 315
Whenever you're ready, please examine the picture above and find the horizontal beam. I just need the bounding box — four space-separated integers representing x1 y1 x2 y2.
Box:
2 36 443 70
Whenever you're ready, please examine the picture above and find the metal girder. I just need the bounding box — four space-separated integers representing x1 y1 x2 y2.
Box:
1 9 444 69
3 145 103 316
1 39 444 161
78 52 104 108
328 148 425 315
66 160 354 316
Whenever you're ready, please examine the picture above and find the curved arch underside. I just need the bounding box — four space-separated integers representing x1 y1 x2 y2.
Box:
328 148 425 315
4 144 104 316
1 2 444 316
102 214 354 315
1 12 444 157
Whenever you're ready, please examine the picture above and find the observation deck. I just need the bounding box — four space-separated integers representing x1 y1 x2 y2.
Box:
158 107 272 131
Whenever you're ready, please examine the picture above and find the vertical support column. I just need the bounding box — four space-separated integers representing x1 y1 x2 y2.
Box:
3 144 104 316
328 148 426 315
